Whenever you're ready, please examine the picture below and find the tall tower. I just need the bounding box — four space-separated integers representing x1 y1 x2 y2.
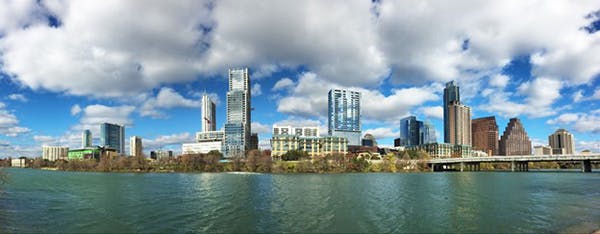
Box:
224 67 251 157
328 89 361 146
448 101 472 146
399 116 420 146
82 129 92 148
444 81 460 143
202 94 216 132
499 118 531 155
549 129 574 155
420 120 437 144
100 123 125 154
130 136 143 157
472 116 499 155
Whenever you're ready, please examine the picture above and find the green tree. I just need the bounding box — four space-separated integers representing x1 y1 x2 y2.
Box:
282 150 308 161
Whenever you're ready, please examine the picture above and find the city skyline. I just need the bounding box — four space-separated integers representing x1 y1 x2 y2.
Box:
0 1 600 157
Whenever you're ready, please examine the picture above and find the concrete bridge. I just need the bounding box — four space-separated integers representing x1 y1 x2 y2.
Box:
428 154 600 172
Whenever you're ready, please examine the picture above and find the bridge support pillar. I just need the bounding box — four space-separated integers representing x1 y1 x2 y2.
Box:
460 162 465 172
511 161 516 172
582 160 592 172
511 161 528 172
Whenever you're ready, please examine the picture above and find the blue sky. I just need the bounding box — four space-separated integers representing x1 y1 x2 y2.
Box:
0 0 600 157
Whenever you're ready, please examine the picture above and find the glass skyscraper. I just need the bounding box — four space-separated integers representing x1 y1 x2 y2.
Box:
328 89 361 146
100 123 124 154
82 129 92 148
224 68 251 157
443 81 460 143
399 116 437 147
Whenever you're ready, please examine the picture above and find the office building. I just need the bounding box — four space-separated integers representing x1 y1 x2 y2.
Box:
447 101 471 146
499 118 532 155
472 116 499 155
443 81 460 143
249 133 259 150
100 123 125 154
328 89 361 146
130 136 143 157
273 125 319 137
534 145 552 156
82 129 92 148
549 129 574 155
42 146 69 161
399 116 421 146
150 150 173 160
202 94 217 132
407 143 473 158
362 133 377 147
224 68 251 157
420 120 437 145
271 135 348 159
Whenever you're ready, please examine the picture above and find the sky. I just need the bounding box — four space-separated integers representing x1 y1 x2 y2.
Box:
0 0 600 157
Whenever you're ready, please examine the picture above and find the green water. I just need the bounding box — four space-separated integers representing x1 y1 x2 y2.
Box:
0 168 598 233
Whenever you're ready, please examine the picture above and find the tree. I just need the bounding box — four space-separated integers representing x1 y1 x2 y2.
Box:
205 150 222 172
31 157 44 168
282 150 308 161
246 150 261 172
97 155 113 172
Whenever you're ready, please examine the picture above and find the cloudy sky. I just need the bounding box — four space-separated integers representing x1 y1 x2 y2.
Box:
0 0 599 156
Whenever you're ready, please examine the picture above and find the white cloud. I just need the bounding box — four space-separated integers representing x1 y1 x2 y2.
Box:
140 87 201 118
71 104 136 137
7 93 27 102
363 127 398 139
547 110 600 133
272 77 294 91
0 101 30 136
572 90 584 102
489 75 509 88
577 140 600 153
251 122 270 134
70 104 82 115
251 83 262 96
276 72 440 122
144 132 194 150
420 106 443 119
0 1 214 98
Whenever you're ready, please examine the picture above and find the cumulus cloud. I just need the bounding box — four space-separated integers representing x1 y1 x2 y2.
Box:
363 127 398 139
0 102 30 136
489 75 509 88
251 122 270 134
144 132 194 150
140 87 201 118
0 0 214 98
71 104 136 136
7 93 27 102
546 109 600 133
272 78 294 91
277 72 440 123
420 106 443 119
251 83 262 96
70 104 82 115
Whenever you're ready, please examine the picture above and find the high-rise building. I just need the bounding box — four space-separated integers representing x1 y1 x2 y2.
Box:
362 133 377 147
328 89 361 146
224 68 251 157
130 136 142 157
399 116 421 146
249 133 259 150
549 129 574 155
420 120 437 145
42 146 69 161
82 129 92 148
443 81 460 143
202 94 216 132
499 118 531 155
100 123 125 154
447 101 472 146
472 116 499 155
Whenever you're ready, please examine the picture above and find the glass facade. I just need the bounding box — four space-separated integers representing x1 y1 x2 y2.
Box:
443 81 460 143
82 129 92 148
328 89 361 146
225 68 251 157
100 123 124 154
399 116 420 146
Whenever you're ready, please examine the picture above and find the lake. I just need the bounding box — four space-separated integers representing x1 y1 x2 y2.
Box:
0 168 598 233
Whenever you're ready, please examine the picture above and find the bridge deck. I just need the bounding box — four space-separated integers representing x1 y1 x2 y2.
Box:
429 154 600 164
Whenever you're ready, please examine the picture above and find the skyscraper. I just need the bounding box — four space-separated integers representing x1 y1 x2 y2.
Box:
202 94 216 132
499 118 531 155
130 136 142 157
420 120 437 145
443 81 460 143
82 129 92 148
328 89 361 146
448 101 472 146
472 116 499 155
100 123 125 154
549 129 574 155
224 68 251 157
399 116 421 146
